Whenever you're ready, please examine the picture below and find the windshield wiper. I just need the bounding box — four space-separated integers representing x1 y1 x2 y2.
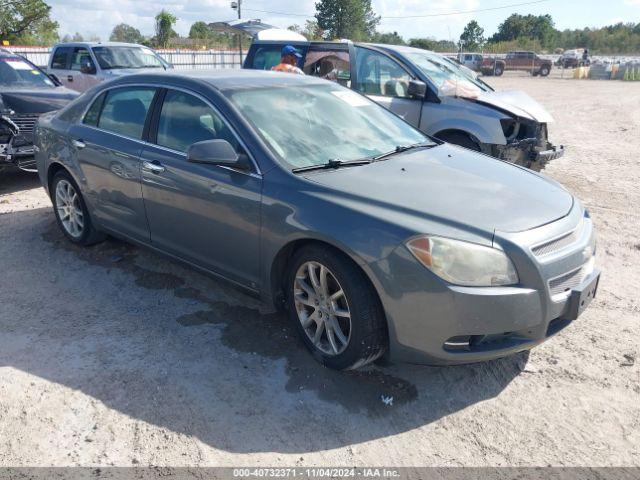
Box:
292 158 372 173
372 141 436 161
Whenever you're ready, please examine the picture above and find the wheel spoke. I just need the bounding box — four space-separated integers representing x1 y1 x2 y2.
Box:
319 265 329 296
294 292 316 308
296 278 315 298
313 321 325 346
308 263 321 293
330 289 344 301
300 310 317 329
331 307 351 319
326 324 339 354
331 318 348 345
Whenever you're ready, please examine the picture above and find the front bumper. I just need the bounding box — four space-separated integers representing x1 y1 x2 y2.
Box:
368 206 598 365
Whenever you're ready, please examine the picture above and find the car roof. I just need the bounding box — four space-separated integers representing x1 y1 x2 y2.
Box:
52 42 150 49
110 68 329 92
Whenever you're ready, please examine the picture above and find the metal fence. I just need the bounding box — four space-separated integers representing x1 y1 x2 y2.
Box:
7 46 245 70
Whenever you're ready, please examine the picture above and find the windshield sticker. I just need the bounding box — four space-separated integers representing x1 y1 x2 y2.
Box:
4 60 33 70
331 90 369 107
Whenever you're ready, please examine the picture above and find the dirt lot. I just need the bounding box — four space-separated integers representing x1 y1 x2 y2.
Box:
1 75 639 468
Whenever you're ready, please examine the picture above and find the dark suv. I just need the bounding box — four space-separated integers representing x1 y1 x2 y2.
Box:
1 48 78 172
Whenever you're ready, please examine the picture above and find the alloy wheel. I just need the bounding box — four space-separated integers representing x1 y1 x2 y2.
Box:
293 261 352 356
55 179 84 238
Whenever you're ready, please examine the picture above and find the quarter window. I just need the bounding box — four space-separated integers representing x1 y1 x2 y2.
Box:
83 92 106 126
97 87 156 139
354 47 411 98
252 46 285 71
156 90 239 153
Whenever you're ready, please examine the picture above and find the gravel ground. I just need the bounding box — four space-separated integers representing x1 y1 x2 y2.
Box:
0 75 639 468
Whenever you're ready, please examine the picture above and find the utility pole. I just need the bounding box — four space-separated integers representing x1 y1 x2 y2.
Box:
231 0 243 63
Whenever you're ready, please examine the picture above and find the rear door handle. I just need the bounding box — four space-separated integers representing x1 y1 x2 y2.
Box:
142 160 165 174
67 75 73 82
72 139 86 149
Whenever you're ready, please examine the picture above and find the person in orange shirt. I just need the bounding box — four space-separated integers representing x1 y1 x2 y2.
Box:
271 45 305 75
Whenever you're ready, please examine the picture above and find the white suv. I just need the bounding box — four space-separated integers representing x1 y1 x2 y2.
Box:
46 42 171 92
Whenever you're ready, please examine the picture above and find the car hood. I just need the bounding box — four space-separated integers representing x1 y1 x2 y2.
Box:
0 87 79 114
303 144 573 236
474 89 554 123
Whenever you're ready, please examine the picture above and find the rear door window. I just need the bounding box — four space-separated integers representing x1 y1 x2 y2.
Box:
97 87 156 139
51 47 71 69
303 47 350 87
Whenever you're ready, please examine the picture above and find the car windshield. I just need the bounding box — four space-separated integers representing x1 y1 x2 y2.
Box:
404 51 489 97
226 83 431 169
92 46 165 70
0 56 55 88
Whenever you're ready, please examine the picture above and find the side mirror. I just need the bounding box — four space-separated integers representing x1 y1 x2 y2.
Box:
81 62 96 75
407 79 427 99
187 139 250 170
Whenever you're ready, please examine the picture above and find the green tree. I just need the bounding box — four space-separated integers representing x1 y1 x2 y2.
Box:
408 38 457 52
459 20 484 51
371 30 405 45
288 20 324 40
315 0 380 41
0 0 58 44
110 23 143 43
489 14 556 49
155 9 177 48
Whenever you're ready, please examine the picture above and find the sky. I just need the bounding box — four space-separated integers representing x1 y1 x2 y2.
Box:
47 0 640 42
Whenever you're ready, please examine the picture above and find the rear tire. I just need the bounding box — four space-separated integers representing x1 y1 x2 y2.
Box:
51 170 106 246
285 245 387 370
436 131 480 152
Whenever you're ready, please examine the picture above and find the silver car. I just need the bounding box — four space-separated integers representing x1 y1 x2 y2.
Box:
34 70 599 369
237 26 564 171
46 42 171 92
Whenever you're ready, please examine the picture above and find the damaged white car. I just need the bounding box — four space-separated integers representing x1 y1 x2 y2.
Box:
226 21 564 170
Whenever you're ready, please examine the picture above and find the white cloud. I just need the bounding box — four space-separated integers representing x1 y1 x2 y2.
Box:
49 0 485 42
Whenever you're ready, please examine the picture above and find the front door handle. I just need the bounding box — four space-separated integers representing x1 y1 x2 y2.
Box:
72 139 86 149
142 160 165 174
67 75 73 82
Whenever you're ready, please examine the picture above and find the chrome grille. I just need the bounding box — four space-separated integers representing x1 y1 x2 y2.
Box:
532 220 583 257
548 263 590 298
7 113 39 135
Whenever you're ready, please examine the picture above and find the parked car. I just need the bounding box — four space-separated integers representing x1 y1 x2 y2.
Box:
34 70 599 369
504 51 553 76
46 42 172 92
1 48 78 172
556 49 590 68
457 52 505 76
234 26 563 170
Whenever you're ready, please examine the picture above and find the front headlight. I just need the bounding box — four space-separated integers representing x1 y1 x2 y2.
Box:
406 235 519 287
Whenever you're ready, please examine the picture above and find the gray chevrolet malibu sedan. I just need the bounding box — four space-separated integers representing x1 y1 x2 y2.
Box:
34 70 600 369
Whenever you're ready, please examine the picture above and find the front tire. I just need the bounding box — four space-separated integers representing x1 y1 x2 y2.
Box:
540 66 550 77
51 170 105 246
286 245 387 370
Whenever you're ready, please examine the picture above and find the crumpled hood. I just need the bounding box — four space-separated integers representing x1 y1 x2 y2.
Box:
304 144 573 236
0 87 79 114
475 89 554 123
